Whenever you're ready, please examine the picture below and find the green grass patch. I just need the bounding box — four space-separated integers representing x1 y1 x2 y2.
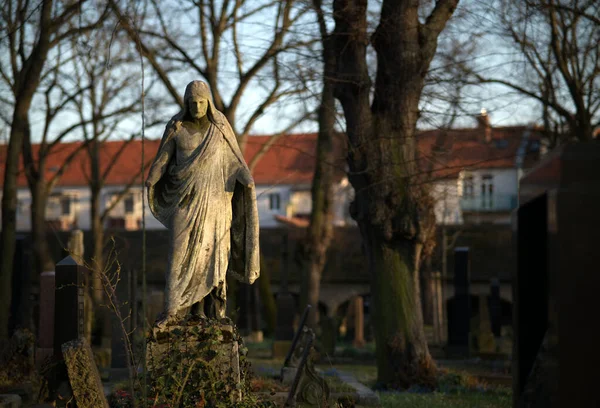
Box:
378 390 511 408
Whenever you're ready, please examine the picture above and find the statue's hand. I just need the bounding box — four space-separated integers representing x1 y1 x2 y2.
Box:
146 171 161 187
237 169 254 188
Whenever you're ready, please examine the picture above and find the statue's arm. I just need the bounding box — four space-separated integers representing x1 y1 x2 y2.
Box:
146 137 175 186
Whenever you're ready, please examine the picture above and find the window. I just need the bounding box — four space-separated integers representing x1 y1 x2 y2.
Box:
269 193 281 211
60 196 72 216
463 175 474 197
124 195 135 214
481 175 494 208
481 175 494 196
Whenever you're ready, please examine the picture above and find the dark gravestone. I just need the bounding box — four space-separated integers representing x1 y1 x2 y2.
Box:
447 247 471 355
273 233 296 358
514 142 600 408
9 235 33 335
54 256 87 359
489 278 502 338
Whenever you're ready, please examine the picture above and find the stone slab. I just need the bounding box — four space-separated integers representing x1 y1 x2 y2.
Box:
335 371 380 406
62 339 109 408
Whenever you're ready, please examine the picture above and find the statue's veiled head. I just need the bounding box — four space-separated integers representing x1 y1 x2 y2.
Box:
184 80 214 121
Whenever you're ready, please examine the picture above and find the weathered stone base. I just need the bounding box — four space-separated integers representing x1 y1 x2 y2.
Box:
146 316 245 403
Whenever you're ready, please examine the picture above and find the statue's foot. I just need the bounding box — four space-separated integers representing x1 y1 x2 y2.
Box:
154 312 178 330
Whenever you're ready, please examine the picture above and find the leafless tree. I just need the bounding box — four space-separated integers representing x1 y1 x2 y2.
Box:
294 0 338 329
330 0 459 388
0 0 110 340
69 24 162 303
465 0 599 146
110 0 315 152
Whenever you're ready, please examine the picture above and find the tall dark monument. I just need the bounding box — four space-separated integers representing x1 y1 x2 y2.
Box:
514 142 600 408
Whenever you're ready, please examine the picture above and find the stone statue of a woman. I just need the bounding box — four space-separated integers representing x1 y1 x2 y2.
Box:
146 80 259 322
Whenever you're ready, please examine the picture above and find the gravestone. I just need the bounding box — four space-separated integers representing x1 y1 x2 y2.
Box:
62 338 109 408
53 256 87 359
447 247 471 356
283 327 329 407
514 141 600 408
9 235 33 336
273 233 296 358
489 278 502 338
35 271 55 368
66 230 92 344
43 256 91 405
281 305 312 385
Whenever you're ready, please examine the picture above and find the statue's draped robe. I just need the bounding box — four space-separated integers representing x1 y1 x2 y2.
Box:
148 113 259 315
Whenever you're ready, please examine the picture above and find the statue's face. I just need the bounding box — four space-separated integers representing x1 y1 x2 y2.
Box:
188 96 208 119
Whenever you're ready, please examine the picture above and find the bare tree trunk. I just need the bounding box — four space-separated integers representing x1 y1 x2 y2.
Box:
299 0 337 330
30 182 51 275
0 0 54 339
0 111 26 339
331 0 457 388
91 184 104 304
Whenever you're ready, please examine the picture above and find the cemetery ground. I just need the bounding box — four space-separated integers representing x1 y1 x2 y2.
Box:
244 336 512 408
0 328 512 407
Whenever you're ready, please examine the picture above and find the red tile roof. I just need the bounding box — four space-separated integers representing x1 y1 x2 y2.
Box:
1 133 346 188
417 126 541 179
1 125 540 188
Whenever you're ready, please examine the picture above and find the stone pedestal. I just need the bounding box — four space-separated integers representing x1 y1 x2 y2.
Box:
146 316 244 404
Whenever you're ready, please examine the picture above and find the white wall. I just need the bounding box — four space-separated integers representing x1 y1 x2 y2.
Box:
432 168 519 226
468 168 518 196
9 178 356 231
431 179 463 225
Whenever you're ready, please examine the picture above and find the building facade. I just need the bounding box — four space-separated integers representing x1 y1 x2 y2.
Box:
3 133 353 232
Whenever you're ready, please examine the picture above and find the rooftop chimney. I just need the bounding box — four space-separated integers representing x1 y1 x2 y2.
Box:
476 108 492 143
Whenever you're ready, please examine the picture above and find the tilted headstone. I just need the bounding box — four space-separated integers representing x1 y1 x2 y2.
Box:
284 328 329 407
281 305 312 383
62 338 109 408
